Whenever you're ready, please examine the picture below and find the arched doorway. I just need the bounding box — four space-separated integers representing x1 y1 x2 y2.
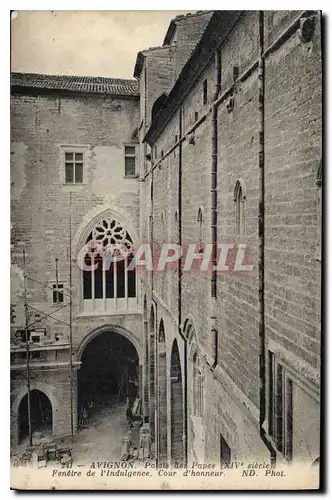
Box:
170 339 184 465
149 306 156 444
185 321 205 463
18 389 52 444
77 331 139 427
157 319 167 464
143 296 149 422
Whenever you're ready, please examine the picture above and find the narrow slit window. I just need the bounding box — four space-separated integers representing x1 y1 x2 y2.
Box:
203 79 208 105
268 351 293 460
197 208 204 250
234 181 245 237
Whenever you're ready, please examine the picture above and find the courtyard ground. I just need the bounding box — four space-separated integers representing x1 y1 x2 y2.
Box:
72 401 131 465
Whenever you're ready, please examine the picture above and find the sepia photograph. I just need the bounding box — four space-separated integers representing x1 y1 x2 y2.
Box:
9 8 322 491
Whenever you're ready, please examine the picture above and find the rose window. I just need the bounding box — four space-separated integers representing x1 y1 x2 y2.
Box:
83 217 136 303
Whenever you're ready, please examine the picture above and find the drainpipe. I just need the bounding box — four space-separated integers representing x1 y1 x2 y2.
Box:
258 10 276 464
209 49 221 368
177 105 188 467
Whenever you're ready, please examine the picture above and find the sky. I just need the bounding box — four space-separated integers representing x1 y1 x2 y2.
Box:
11 10 190 79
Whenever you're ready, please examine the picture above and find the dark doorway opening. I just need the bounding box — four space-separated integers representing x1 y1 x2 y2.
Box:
78 331 139 427
220 434 231 466
18 389 52 443
170 339 184 465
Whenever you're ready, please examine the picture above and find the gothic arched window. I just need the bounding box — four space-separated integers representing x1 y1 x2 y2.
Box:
82 217 136 310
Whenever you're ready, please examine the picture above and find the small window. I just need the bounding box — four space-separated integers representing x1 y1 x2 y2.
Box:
197 208 204 251
203 79 208 105
65 151 83 184
268 351 293 460
194 111 199 122
125 146 136 177
53 283 64 304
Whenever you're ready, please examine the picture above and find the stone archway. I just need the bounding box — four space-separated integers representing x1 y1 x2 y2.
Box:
157 319 167 464
170 338 184 465
18 389 53 444
12 382 56 447
143 296 149 422
76 326 141 430
149 305 156 444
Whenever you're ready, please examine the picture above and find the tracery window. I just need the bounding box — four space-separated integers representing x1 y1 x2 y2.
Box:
82 217 136 311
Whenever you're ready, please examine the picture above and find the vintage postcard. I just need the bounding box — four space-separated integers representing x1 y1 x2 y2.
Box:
10 9 322 490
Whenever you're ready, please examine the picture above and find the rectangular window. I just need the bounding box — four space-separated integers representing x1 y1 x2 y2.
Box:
220 434 231 466
203 79 208 105
65 152 83 184
125 146 136 177
268 351 293 460
52 283 64 304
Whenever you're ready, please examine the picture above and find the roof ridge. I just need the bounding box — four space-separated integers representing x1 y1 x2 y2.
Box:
11 71 137 83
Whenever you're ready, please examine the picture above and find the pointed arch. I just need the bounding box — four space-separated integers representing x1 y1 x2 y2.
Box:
149 304 156 441
73 205 139 259
159 318 166 343
143 295 149 421
157 318 167 463
149 305 155 334
184 318 205 463
170 338 184 464
79 211 137 311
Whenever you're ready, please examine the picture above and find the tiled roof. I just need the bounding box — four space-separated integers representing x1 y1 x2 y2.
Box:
11 72 139 96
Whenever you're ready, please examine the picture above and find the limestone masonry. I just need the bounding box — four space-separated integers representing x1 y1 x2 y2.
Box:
11 10 321 467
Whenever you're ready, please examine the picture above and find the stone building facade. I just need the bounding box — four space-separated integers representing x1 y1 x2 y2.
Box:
138 10 321 467
10 73 142 445
11 10 321 467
